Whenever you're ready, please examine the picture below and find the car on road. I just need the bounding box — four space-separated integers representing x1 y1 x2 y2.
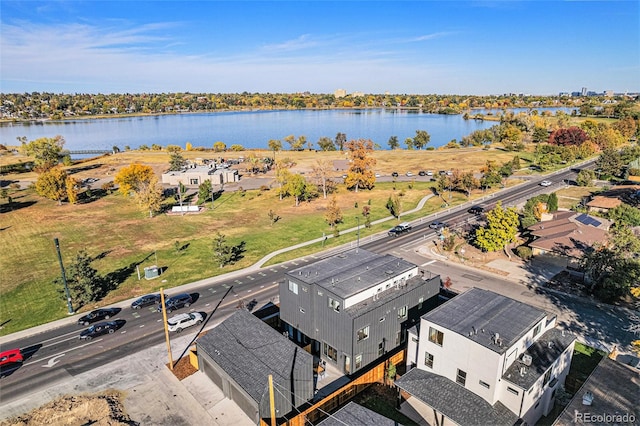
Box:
429 221 447 231
375 173 381 178
131 293 163 309
77 308 120 326
0 349 23 367
540 180 552 187
157 293 193 313
388 222 412 236
406 171 413 177
418 170 426 176
468 206 485 215
391 171 399 177
426 170 434 176
167 312 203 333
79 321 122 340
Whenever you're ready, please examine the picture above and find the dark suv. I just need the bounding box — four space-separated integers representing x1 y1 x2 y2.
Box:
388 222 412 236
157 293 193 313
468 206 484 215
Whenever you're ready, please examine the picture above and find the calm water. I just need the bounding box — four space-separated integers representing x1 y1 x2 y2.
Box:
0 108 571 154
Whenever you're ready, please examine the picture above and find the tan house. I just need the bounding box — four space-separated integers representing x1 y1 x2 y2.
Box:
161 165 239 186
586 195 622 213
527 211 611 268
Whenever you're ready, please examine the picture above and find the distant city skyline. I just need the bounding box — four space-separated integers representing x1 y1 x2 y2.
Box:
1 1 638 95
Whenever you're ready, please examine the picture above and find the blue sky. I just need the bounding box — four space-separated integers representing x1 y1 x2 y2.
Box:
1 1 638 95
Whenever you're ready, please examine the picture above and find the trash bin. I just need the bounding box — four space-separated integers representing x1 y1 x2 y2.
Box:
144 265 160 280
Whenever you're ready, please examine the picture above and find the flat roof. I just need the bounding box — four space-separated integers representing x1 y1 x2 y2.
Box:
422 288 546 354
286 249 417 299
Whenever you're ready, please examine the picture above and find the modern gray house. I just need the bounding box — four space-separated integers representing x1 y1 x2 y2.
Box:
196 309 314 424
279 248 441 376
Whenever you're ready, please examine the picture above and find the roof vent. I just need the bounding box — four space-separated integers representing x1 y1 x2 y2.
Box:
522 354 533 366
582 391 594 406
519 367 526 376
548 341 554 349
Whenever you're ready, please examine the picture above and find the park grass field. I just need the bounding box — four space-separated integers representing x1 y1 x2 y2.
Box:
0 146 580 335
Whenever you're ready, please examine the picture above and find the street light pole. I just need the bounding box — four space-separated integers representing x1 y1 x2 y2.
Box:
356 216 360 253
54 238 74 314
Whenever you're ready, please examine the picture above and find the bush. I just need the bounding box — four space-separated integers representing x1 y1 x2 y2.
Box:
516 246 533 260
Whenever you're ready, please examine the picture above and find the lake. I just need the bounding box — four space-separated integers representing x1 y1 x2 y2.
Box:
0 107 572 155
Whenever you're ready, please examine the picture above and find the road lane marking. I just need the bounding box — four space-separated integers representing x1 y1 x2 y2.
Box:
421 260 437 266
25 339 104 367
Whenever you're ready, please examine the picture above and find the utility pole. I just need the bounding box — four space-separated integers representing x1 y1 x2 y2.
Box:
356 216 360 253
54 238 74 314
160 288 174 371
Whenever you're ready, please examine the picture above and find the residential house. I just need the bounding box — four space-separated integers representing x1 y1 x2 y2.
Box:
196 309 314 425
397 288 576 426
586 195 622 214
279 248 441 376
161 164 239 186
316 401 403 426
527 211 611 269
553 357 639 425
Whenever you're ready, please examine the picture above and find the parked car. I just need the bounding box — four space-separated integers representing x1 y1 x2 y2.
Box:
77 308 120 326
0 348 23 367
131 293 163 309
418 170 426 176
540 180 552 187
468 206 485 215
375 173 381 178
388 222 412 236
406 171 414 177
426 170 434 176
391 171 399 177
429 221 447 230
157 293 193 313
79 321 122 340
167 312 203 333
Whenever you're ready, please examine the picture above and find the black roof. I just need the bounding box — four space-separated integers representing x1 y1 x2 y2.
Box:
196 309 313 403
286 248 417 299
422 288 546 354
395 368 519 426
502 328 576 390
316 401 402 426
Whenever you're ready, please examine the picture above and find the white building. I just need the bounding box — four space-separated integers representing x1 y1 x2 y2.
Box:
397 288 576 426
161 165 239 186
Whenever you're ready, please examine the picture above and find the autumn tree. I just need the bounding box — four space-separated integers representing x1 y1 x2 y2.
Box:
135 175 163 217
65 175 80 204
312 159 333 198
35 167 68 204
388 136 399 150
413 130 431 150
317 137 336 151
268 139 282 158
21 135 66 172
548 127 589 147
275 164 292 200
344 139 376 192
213 141 226 152
114 164 156 196
283 173 317 206
473 202 519 252
386 193 401 219
324 194 342 228
335 132 347 151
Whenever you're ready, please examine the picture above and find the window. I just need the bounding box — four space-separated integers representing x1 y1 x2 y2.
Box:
328 297 340 312
479 380 490 389
456 369 467 386
323 342 337 362
397 305 408 320
424 352 434 368
288 281 298 294
533 322 541 337
357 326 369 342
543 368 552 385
355 354 362 369
189 178 199 185
378 341 385 356
396 330 403 345
418 297 424 310
507 387 519 396
428 327 444 346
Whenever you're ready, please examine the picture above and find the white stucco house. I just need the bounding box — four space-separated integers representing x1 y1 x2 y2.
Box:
397 288 576 426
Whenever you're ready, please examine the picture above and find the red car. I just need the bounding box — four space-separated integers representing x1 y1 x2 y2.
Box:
0 348 23 367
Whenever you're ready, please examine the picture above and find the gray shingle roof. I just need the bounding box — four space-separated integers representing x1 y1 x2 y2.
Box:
286 249 417 299
422 288 546 354
502 328 576 390
395 368 519 426
316 401 403 426
196 309 313 403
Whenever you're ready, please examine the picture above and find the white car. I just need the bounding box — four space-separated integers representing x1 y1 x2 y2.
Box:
167 312 203 333
540 180 552 187
406 171 414 177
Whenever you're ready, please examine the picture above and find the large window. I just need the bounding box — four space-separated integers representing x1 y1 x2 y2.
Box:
533 322 542 337
397 305 408 320
328 297 340 312
424 352 434 368
429 327 444 346
355 354 362 369
357 326 369 342
323 342 337 362
456 369 467 386
288 281 298 295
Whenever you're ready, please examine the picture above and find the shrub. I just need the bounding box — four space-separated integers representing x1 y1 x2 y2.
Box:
516 246 533 260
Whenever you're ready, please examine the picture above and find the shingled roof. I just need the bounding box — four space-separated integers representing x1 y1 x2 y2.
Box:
317 401 402 426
